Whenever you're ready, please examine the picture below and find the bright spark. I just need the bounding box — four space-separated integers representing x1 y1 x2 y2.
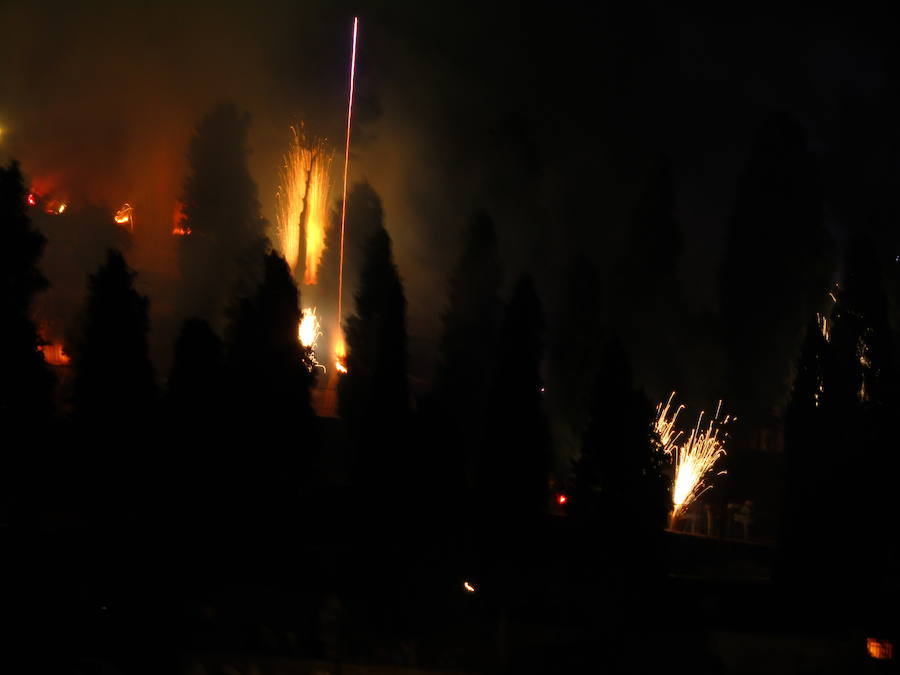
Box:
57 203 67 214
654 391 685 454
463 581 475 593
669 401 729 518
276 126 310 274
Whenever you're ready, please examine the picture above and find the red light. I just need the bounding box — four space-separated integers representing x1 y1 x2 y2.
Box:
27 193 36 206
557 494 567 505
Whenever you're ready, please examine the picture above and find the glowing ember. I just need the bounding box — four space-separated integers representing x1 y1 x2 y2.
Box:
868 638 894 661
654 391 685 454
669 401 730 519
303 143 334 285
334 335 348 374
463 581 475 593
57 202 67 214
27 193 36 206
114 203 134 231
172 200 189 235
38 343 70 366
556 494 568 505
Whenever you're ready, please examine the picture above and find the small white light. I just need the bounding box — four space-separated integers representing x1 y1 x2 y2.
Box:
463 581 475 593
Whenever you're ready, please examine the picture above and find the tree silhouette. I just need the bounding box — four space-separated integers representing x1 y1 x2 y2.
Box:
546 254 606 475
780 316 829 584
0 160 55 425
225 252 315 448
221 250 317 515
337 222 409 487
71 249 156 428
167 318 224 425
721 112 834 428
570 338 668 538
479 274 549 523
178 102 268 326
615 157 684 398
429 211 503 493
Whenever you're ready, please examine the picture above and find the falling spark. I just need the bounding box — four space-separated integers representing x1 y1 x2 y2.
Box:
57 203 66 214
114 203 134 231
276 126 311 274
27 193 36 207
669 402 730 520
303 143 334 285
463 581 475 593
335 16 359 371
654 391 685 454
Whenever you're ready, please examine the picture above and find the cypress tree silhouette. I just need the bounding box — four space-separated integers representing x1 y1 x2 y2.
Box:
337 223 409 487
178 102 268 327
71 249 156 429
616 157 684 398
479 274 549 524
430 211 503 493
222 251 316 513
225 251 315 438
0 160 55 425
571 339 668 532
721 112 834 428
546 254 605 471
780 316 829 584
167 318 225 426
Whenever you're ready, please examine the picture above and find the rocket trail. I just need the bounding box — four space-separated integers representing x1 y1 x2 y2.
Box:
337 16 358 337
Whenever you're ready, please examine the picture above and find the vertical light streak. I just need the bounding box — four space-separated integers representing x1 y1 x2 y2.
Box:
337 16 358 338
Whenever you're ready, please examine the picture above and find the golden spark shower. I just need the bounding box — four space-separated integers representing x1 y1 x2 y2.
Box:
655 393 731 524
276 127 333 282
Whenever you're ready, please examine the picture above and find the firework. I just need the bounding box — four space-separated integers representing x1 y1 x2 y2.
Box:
114 203 134 231
654 391 684 454
334 335 348 374
335 16 359 373
298 307 326 373
303 143 334 285
276 126 311 273
669 402 730 521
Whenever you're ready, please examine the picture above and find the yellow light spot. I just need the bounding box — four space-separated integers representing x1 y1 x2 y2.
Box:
463 581 475 593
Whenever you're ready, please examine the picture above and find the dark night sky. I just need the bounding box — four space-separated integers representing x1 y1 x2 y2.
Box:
1 2 897 393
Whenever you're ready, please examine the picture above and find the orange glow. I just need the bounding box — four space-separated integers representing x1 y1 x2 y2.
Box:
27 193 36 206
557 494 567 505
276 129 333 282
38 343 70 366
868 638 893 660
57 203 67 214
276 126 310 274
303 144 334 285
172 226 192 236
334 334 348 374
114 203 134 231
463 581 475 593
